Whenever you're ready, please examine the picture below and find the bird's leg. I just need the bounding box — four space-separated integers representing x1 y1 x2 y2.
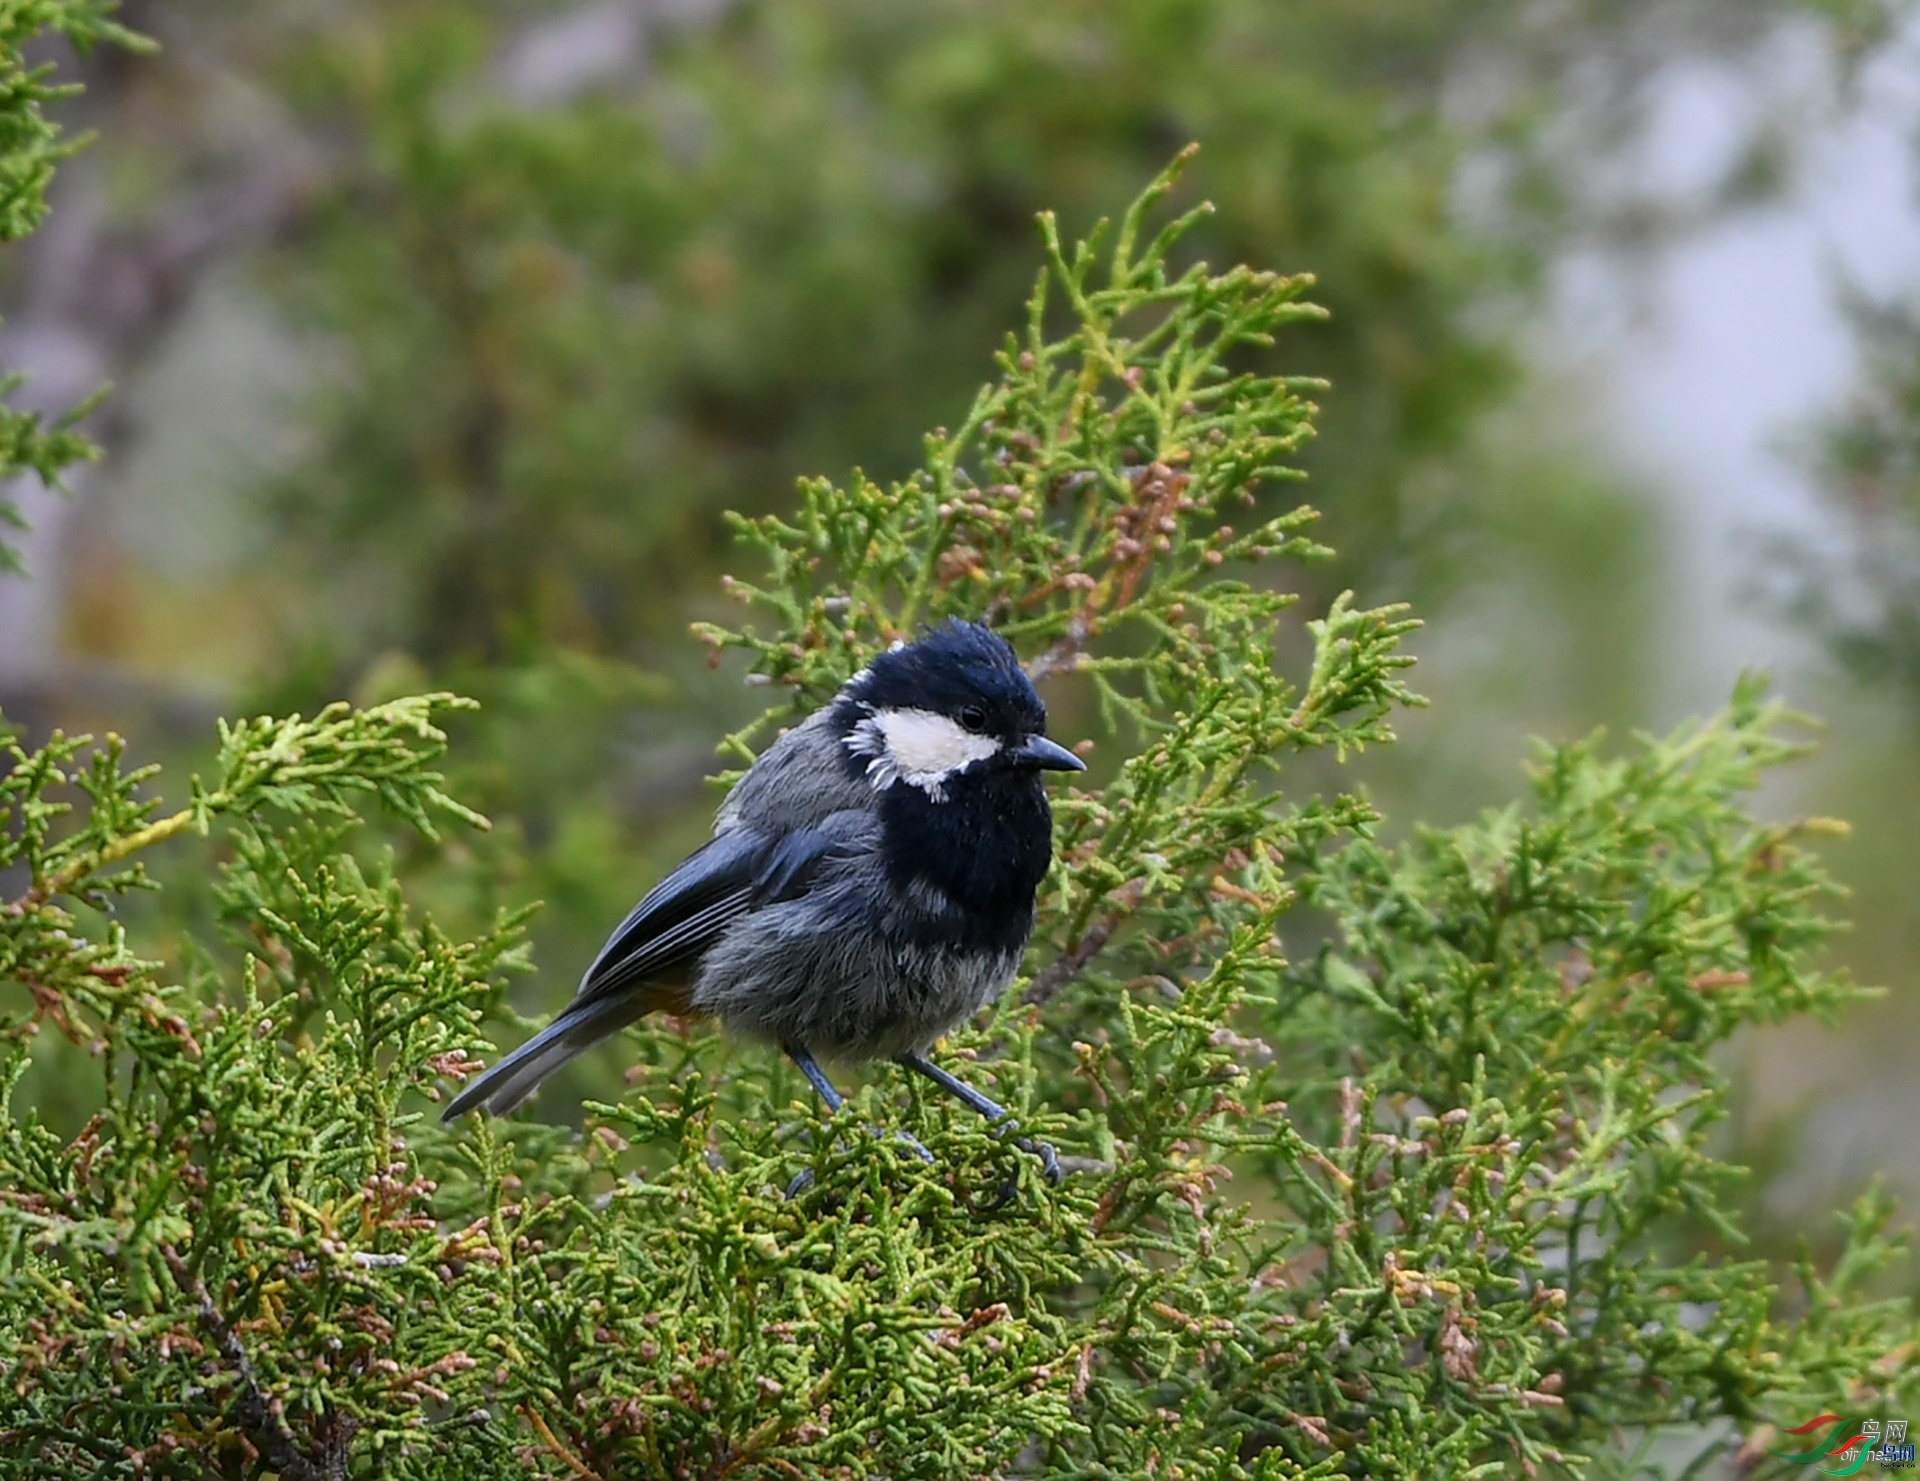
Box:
782 1044 930 1198
896 1050 1062 1185
784 1043 844 1113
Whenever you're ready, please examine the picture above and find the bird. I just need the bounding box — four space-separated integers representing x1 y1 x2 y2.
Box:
441 618 1085 1180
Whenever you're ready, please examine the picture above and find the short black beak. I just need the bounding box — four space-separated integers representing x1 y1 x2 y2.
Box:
1013 735 1086 772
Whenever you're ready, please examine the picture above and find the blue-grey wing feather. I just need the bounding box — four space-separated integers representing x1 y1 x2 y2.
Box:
750 824 867 908
574 829 765 1003
575 811 877 1008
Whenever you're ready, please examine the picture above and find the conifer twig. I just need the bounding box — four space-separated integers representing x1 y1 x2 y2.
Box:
159 1245 345 1481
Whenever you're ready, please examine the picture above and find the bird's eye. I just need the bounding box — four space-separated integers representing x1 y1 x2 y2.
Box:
957 704 988 733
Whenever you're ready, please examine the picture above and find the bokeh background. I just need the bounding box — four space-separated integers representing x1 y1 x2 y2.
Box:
5 0 1920 1271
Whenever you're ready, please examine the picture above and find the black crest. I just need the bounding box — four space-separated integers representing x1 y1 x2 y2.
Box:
841 619 1046 739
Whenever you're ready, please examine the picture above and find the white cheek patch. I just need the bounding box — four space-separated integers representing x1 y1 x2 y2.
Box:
880 708 1001 777
845 706 1002 800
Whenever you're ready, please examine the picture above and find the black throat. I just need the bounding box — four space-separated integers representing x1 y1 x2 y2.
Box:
878 767 1053 954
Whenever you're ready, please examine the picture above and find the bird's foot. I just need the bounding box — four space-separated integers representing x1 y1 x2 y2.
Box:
962 1129 1062 1213
1011 1133 1062 1186
783 1125 934 1200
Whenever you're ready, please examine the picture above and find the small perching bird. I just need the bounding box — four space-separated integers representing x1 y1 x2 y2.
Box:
442 619 1084 1179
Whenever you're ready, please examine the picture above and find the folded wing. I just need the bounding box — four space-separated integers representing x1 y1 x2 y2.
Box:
442 811 875 1119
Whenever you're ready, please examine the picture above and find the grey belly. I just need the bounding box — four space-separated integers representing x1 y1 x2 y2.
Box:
687 883 1020 1061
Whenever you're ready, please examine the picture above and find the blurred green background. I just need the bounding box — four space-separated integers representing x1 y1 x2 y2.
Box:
5 0 1920 1264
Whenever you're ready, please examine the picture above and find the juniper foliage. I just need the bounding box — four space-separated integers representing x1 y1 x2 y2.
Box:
2 155 1916 1479
0 0 144 572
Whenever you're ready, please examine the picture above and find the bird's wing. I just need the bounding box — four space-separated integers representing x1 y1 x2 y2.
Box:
572 811 877 1009
442 810 878 1122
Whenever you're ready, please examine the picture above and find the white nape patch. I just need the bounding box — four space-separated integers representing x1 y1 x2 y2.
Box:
845 706 1001 800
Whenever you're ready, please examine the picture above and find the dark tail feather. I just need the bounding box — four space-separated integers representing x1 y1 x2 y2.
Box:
441 995 646 1121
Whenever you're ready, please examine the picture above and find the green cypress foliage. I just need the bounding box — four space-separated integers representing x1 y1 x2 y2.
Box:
0 2 145 566
3 150 1916 1478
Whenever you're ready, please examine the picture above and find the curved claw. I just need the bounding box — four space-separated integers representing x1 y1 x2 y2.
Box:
1012 1134 1062 1185
960 1132 1065 1215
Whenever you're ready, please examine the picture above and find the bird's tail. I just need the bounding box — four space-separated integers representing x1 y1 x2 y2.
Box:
440 994 648 1121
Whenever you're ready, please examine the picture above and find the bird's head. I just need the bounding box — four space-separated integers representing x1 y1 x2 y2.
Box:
834 620 1085 800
